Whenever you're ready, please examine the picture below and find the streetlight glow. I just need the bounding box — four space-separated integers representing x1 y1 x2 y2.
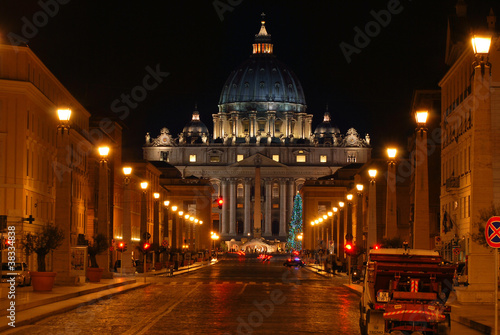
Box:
333 207 338 213
153 192 160 199
356 184 364 192
338 202 344 208
98 146 110 157
327 211 333 217
387 148 397 159
346 194 353 201
123 167 132 175
323 215 327 220
171 205 178 212
415 110 428 125
471 34 492 55
57 108 72 121
178 211 184 216
140 181 148 190
164 200 170 206
368 169 377 178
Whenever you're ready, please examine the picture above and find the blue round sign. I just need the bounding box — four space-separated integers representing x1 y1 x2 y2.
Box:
485 216 500 248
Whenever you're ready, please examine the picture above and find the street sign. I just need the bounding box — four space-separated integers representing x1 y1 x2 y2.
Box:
453 248 460 255
485 216 500 248
143 232 151 240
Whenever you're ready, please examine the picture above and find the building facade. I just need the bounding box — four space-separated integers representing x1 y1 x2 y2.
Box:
143 16 371 242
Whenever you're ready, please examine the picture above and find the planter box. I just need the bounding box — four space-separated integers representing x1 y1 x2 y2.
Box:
30 272 56 291
86 268 103 282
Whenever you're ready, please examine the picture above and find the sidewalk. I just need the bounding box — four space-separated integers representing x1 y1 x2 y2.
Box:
0 260 214 331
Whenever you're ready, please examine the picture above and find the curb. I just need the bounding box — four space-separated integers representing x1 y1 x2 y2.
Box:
450 310 491 334
1 282 150 332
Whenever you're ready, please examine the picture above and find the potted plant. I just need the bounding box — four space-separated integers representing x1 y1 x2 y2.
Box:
22 223 65 291
86 233 108 282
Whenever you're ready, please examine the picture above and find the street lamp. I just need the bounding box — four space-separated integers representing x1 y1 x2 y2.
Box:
121 166 134 274
152 192 160 268
386 147 397 240
471 33 492 75
355 184 364 249
413 110 430 249
97 145 112 278
367 168 378 250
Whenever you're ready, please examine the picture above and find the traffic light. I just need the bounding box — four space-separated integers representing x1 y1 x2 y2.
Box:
217 197 224 209
142 242 151 253
344 242 354 256
117 241 127 252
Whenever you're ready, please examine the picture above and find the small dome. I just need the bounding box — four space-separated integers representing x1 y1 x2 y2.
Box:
183 110 209 136
314 112 340 137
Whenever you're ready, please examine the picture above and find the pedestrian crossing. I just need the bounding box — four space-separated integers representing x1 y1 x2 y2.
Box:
154 280 335 287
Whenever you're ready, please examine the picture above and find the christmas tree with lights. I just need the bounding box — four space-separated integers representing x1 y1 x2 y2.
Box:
287 193 303 251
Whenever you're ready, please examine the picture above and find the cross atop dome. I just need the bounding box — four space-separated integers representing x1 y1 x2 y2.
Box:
253 13 273 54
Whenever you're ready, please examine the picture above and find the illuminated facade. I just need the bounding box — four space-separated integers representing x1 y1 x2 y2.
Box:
143 16 372 242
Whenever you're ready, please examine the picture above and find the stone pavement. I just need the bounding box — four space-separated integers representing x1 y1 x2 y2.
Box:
0 260 214 332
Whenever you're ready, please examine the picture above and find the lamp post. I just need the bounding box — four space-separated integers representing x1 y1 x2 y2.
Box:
153 192 160 268
327 211 333 252
386 148 397 240
338 201 345 261
171 205 178 250
121 167 134 274
414 111 430 249
53 108 78 284
97 146 112 278
355 184 364 249
163 200 170 260
345 194 353 244
211 232 219 259
140 181 148 272
367 169 377 250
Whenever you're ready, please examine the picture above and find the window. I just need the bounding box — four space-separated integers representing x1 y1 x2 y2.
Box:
272 184 279 198
347 154 356 163
210 156 220 163
189 154 197 162
320 155 327 163
272 155 279 162
296 155 306 163
237 184 243 197
272 204 279 209
237 154 244 162
160 151 169 162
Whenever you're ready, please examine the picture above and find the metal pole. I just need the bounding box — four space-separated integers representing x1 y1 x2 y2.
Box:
348 255 351 285
496 248 498 335
143 253 146 283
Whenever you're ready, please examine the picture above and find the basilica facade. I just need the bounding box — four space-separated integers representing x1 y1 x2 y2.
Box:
143 16 371 242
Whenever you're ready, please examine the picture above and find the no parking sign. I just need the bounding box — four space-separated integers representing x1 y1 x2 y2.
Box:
485 216 500 248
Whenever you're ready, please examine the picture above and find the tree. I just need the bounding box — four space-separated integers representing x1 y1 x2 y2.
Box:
22 223 64 272
87 233 109 268
471 203 500 248
287 193 303 251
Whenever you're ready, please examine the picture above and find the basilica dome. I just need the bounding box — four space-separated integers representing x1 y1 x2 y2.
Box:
218 15 306 114
314 112 340 137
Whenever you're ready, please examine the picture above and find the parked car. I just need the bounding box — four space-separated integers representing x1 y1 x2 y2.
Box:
1 262 31 287
283 257 305 267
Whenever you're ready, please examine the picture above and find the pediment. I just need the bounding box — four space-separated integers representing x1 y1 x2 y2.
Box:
231 153 286 168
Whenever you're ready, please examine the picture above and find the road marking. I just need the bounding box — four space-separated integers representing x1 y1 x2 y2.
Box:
125 282 202 335
237 283 247 296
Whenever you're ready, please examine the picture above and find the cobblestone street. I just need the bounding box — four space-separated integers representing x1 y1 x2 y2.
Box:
5 258 360 334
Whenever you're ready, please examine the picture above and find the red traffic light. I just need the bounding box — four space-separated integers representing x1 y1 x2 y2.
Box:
117 242 127 252
142 242 151 252
344 243 354 255
217 197 224 209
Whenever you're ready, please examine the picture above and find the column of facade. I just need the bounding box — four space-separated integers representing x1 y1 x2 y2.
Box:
232 113 239 137
270 112 276 137
229 178 236 235
212 115 219 139
386 161 397 239
249 112 256 137
265 178 272 236
244 178 251 235
287 179 294 223
221 178 229 235
306 116 312 137
279 179 287 237
297 114 303 138
284 113 290 137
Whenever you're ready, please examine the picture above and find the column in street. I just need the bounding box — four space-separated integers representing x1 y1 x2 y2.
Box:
53 108 77 284
386 148 398 240
414 110 430 249
279 179 287 237
221 178 229 235
337 202 345 261
367 169 378 249
122 167 134 274
97 146 112 279
244 178 251 235
229 178 236 235
355 184 364 248
152 193 160 268
265 178 272 236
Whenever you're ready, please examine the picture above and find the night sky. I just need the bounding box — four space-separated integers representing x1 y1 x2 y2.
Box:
1 0 498 160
